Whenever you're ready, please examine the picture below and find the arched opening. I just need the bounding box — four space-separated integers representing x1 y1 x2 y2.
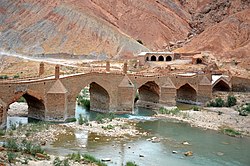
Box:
77 82 110 116
196 58 202 64
213 80 230 92
146 57 149 61
158 56 164 61
138 81 160 104
7 93 45 128
166 56 172 61
177 84 197 102
151 56 156 61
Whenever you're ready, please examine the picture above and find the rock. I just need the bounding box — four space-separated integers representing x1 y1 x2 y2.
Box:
217 152 224 156
0 147 6 151
184 151 193 156
139 154 144 157
36 153 47 159
95 137 100 140
182 141 190 145
101 158 111 162
151 137 161 143
172 151 178 154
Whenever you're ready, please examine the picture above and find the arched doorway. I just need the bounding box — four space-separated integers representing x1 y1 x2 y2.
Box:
138 81 159 103
166 56 172 61
213 80 230 92
151 56 156 61
158 56 164 61
146 57 149 61
177 84 197 102
196 58 202 64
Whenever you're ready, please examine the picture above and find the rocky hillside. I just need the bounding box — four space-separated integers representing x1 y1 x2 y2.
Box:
0 0 191 58
0 0 249 62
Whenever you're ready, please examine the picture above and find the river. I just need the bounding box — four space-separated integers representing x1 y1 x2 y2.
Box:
5 105 250 166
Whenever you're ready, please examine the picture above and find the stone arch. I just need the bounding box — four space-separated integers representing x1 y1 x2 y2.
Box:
196 58 202 64
89 82 110 112
213 80 230 92
8 93 45 120
138 81 160 103
151 55 157 61
166 56 172 61
158 56 164 61
177 83 197 102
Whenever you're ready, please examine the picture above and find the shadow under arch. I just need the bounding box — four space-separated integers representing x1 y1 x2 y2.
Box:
89 82 110 112
138 81 160 103
213 80 230 92
166 56 172 61
8 93 45 120
151 56 156 61
177 83 197 102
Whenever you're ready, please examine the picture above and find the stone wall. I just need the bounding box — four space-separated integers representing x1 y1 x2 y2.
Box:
232 76 250 92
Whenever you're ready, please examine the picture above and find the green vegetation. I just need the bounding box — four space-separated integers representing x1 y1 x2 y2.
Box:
102 124 114 130
0 129 6 136
0 75 8 79
158 107 180 115
3 138 46 156
17 96 26 103
192 106 200 111
226 95 237 107
78 114 88 125
126 161 139 166
220 127 241 137
68 152 107 166
65 117 77 122
7 152 17 163
95 112 116 124
238 103 250 116
53 157 70 166
207 95 237 107
13 73 20 79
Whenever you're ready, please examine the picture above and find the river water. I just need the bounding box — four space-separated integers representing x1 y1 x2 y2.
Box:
5 105 250 166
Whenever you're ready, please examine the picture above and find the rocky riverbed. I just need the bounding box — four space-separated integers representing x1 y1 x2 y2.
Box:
155 107 250 136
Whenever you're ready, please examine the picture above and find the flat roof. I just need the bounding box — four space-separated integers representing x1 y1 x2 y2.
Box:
138 52 173 56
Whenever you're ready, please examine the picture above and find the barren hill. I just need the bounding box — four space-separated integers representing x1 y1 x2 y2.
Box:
0 0 191 58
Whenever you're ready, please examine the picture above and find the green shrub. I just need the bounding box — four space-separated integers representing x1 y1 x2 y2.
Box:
3 139 19 151
7 152 17 163
238 104 250 116
10 121 17 130
207 97 225 107
227 95 237 107
53 157 62 166
192 106 200 111
13 74 20 79
82 154 107 166
0 129 6 136
221 127 241 137
78 114 88 125
102 124 114 130
0 75 8 79
158 107 180 115
68 152 81 162
126 161 138 166
95 114 105 124
17 96 26 103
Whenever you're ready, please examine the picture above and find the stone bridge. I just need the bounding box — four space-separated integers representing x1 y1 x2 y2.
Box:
0 66 232 128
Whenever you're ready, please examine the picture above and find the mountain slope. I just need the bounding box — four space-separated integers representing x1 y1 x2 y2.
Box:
0 0 191 58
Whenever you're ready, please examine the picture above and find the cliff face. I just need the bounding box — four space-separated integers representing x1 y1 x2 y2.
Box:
0 0 191 58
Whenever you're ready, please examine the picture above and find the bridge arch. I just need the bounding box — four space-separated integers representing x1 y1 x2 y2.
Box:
151 56 157 61
7 92 45 120
158 56 164 61
213 80 230 92
177 83 197 102
166 56 172 61
138 81 160 103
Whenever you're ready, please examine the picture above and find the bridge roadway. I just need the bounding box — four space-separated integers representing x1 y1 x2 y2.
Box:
0 70 228 128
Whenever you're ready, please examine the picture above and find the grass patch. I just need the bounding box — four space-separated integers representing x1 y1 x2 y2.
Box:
126 161 138 166
220 127 241 137
78 114 88 125
95 112 116 124
0 129 6 136
158 107 180 115
68 153 107 166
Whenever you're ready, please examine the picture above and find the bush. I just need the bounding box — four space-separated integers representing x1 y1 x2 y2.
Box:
238 104 250 116
7 152 17 163
227 95 237 107
0 129 6 136
53 157 62 166
192 106 200 111
207 97 225 107
0 75 8 79
78 114 88 125
221 127 241 137
13 74 20 79
126 161 138 166
158 107 180 115
3 139 19 151
77 95 90 109
17 97 26 103
82 154 107 166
